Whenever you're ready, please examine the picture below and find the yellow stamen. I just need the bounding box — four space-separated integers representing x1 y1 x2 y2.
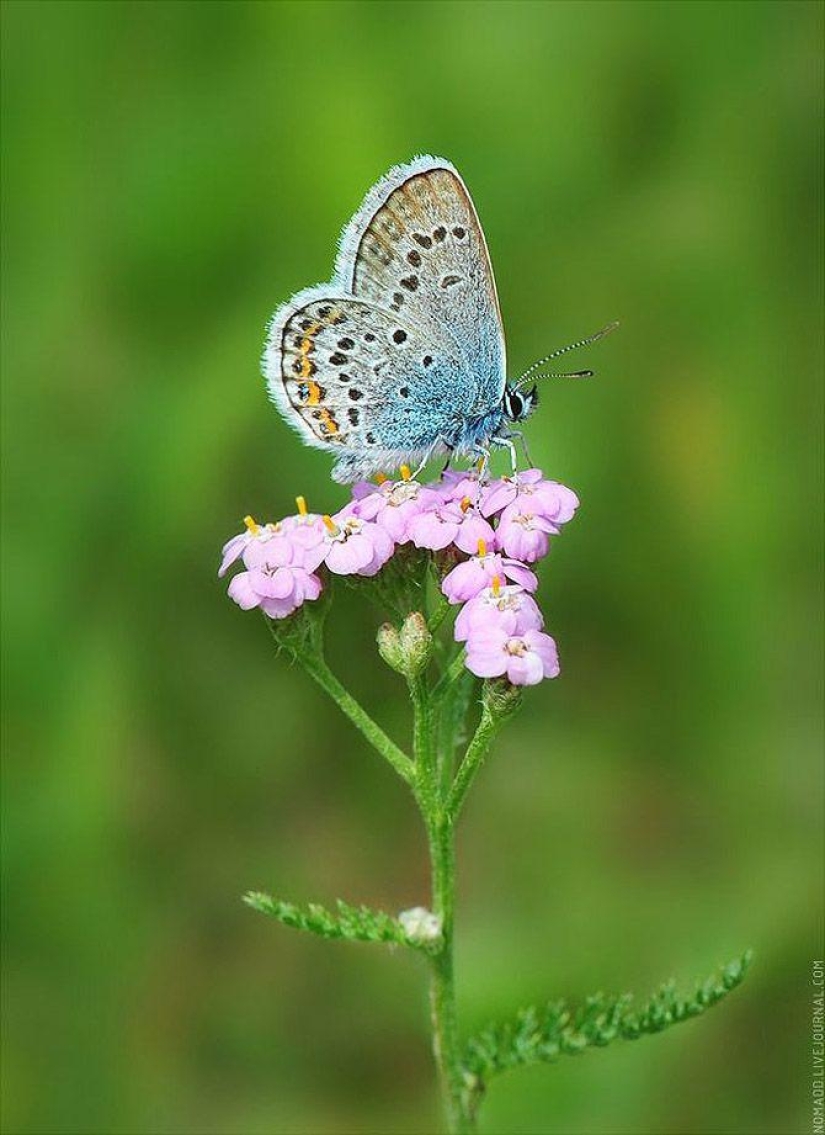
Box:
492 575 501 597
322 514 340 536
295 495 308 516
243 515 260 535
375 473 389 485
399 464 412 481
460 495 472 513
477 538 487 557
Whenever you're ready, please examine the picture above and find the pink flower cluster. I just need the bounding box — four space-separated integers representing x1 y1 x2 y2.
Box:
220 469 578 686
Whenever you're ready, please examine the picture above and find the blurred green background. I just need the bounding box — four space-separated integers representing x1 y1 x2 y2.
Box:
2 1 823 1132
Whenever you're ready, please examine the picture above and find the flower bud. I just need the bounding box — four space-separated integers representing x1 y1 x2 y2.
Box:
398 905 442 945
376 623 404 673
377 612 433 678
398 611 433 678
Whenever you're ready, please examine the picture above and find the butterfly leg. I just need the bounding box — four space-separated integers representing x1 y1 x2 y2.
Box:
410 438 453 481
490 434 519 476
506 429 534 469
439 443 456 478
470 444 493 510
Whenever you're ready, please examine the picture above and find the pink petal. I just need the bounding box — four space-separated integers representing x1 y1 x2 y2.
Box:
464 624 510 652
227 571 261 611
292 569 323 602
454 514 496 555
512 594 545 634
408 512 457 551
218 533 248 578
501 561 538 592
453 601 475 642
465 648 507 679
534 482 579 522
506 651 545 686
480 480 519 517
351 480 379 501
243 537 293 570
325 535 373 575
500 524 548 563
350 493 383 521
260 594 300 619
249 566 295 600
525 630 560 677
371 524 395 560
441 560 488 603
378 504 414 542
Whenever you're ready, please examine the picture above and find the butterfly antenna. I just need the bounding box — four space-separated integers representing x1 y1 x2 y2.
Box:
515 321 620 388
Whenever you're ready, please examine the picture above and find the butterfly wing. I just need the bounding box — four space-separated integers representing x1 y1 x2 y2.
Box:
263 285 472 482
263 156 507 481
335 155 506 411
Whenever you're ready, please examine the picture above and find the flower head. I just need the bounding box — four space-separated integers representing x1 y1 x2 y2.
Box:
228 561 322 619
465 627 560 686
407 493 496 554
441 539 538 604
495 506 559 562
351 468 428 543
437 467 484 507
279 495 327 567
218 516 284 578
321 510 394 576
481 470 579 525
454 578 544 642
221 468 577 688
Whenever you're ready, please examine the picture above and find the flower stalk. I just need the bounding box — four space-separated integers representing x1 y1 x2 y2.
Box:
225 467 751 1133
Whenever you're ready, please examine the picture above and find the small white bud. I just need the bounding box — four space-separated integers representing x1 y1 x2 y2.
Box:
399 905 442 943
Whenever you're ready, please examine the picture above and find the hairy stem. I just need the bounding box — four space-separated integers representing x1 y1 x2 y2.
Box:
426 814 472 1133
412 673 475 1133
433 647 467 700
300 654 416 785
446 703 506 825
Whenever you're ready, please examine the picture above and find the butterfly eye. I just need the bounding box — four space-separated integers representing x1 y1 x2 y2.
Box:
505 390 523 419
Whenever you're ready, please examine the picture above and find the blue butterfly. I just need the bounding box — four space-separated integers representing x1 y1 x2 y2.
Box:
263 155 615 483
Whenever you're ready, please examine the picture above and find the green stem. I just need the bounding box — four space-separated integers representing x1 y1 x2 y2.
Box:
300 654 415 786
445 705 506 825
412 672 474 1133
433 647 467 701
427 590 451 635
426 814 472 1133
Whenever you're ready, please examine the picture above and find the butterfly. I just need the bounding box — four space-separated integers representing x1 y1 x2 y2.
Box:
262 155 615 484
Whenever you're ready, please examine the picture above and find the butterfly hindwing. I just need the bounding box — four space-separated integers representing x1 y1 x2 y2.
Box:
264 286 472 481
335 156 506 411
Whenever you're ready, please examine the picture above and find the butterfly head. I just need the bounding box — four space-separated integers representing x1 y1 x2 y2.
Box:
502 384 538 423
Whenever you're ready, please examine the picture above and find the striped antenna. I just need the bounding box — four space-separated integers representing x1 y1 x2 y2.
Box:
515 321 619 388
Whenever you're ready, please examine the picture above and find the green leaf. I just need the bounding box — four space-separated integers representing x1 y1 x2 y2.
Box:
242 892 439 953
461 952 752 1107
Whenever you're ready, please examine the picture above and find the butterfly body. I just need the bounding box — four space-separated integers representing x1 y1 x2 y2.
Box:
263 156 532 483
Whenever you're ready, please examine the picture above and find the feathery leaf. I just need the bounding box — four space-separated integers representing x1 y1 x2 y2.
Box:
461 952 752 1109
243 892 441 953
